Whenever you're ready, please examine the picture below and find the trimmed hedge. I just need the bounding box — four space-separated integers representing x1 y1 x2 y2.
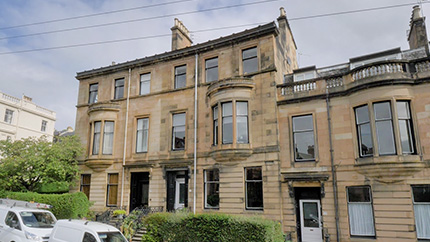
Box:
142 212 284 242
0 191 91 219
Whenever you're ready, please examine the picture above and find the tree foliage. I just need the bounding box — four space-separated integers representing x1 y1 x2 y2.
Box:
0 136 84 192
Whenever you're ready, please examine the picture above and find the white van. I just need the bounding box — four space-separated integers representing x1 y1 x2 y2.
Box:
0 200 57 242
48 220 127 242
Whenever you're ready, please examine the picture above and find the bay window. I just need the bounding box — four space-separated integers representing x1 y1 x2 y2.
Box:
91 121 114 155
214 101 248 146
354 100 415 157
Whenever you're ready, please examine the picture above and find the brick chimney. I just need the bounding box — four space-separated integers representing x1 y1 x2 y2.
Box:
171 18 192 51
408 5 429 51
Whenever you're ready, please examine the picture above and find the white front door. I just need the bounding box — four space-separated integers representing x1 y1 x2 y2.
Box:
174 178 185 210
300 199 323 242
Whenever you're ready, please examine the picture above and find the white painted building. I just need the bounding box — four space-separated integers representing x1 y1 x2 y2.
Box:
0 91 56 141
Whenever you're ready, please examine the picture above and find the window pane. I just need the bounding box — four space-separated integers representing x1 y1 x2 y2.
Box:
243 47 257 59
293 115 313 132
206 58 218 68
397 102 414 154
93 122 101 155
355 105 369 124
173 113 185 126
140 73 151 95
175 65 186 75
375 120 396 155
237 116 248 144
414 204 430 239
89 83 98 104
179 183 186 203
175 66 186 89
348 187 371 202
222 102 232 116
103 121 114 155
374 102 392 120
236 102 248 116
399 120 414 154
243 47 258 74
243 58 258 74
136 118 149 153
413 185 430 203
303 202 319 228
206 183 219 208
206 58 218 83
348 203 375 236
206 169 219 182
358 123 373 156
213 106 218 145
294 131 315 160
222 117 233 144
397 101 411 119
246 167 262 180
246 182 263 208
114 78 124 99
172 113 186 150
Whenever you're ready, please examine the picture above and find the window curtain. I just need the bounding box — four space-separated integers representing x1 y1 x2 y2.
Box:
103 122 114 155
415 204 430 239
348 203 375 236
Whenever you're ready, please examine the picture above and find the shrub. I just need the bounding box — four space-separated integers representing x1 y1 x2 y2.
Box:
142 212 284 242
113 209 126 216
0 191 92 219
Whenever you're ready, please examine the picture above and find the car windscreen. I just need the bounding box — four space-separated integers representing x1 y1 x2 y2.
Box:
98 232 128 242
20 211 56 228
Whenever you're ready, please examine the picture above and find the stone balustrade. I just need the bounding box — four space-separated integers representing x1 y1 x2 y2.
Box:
352 62 405 81
277 58 430 102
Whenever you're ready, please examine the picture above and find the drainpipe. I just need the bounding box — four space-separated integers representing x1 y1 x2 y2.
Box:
193 53 198 214
120 68 131 209
326 88 340 242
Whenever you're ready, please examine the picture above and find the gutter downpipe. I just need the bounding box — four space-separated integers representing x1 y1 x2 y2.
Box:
120 68 131 208
326 88 340 242
193 53 198 214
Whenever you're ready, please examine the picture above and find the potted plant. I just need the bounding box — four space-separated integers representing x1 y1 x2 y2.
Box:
113 209 126 219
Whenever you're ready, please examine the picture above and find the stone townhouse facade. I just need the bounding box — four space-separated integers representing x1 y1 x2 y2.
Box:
74 6 430 242
0 91 56 141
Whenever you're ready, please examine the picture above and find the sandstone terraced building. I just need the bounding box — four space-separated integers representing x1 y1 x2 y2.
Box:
74 6 430 242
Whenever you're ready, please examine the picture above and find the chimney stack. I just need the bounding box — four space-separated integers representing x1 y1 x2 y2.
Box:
408 5 429 51
171 18 192 51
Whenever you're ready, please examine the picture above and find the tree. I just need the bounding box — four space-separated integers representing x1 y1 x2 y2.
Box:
0 136 84 192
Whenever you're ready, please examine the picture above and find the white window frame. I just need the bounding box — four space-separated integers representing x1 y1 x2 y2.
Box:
412 185 430 240
136 118 149 153
140 73 151 95
347 186 375 237
245 167 263 210
4 109 13 124
204 169 219 209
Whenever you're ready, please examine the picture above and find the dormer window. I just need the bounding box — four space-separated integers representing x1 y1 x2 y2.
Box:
294 71 316 82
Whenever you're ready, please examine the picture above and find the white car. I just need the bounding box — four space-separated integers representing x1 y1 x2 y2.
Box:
0 204 57 242
48 220 127 242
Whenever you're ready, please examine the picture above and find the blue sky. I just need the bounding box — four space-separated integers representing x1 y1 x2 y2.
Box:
0 0 427 130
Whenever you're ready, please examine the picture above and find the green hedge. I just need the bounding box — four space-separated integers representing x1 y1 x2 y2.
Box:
37 181 70 194
142 212 284 242
0 191 91 219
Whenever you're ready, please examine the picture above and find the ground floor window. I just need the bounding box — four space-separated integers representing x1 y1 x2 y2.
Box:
347 186 375 237
204 169 219 209
107 173 119 206
412 185 430 239
245 167 263 210
80 174 91 199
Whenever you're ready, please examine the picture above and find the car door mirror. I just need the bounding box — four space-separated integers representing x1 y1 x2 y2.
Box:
10 220 20 230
